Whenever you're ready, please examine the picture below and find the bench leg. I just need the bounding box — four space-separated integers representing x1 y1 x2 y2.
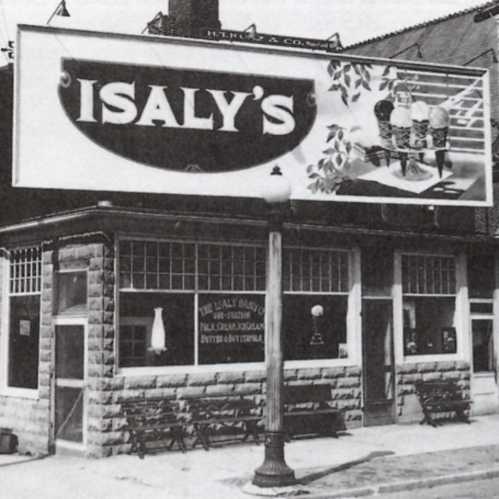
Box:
420 408 438 428
192 424 210 451
455 408 470 424
136 432 147 459
242 421 260 444
174 426 187 453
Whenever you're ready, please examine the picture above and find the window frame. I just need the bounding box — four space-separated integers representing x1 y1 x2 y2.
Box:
394 250 467 364
116 235 360 374
117 236 267 372
0 246 42 399
282 245 356 367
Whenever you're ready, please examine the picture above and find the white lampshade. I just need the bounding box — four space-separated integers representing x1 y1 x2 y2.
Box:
261 166 292 205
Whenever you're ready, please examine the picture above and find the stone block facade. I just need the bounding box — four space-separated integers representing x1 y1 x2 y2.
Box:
0 236 474 458
102 365 362 456
0 239 114 456
0 238 363 458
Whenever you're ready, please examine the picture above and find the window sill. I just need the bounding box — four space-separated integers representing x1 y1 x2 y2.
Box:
0 387 39 400
118 363 265 376
473 371 495 377
118 358 357 376
285 358 356 369
402 353 465 364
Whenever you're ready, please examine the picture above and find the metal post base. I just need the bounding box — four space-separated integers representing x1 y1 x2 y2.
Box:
252 431 295 487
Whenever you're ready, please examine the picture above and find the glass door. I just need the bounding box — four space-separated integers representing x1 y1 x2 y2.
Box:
54 323 86 446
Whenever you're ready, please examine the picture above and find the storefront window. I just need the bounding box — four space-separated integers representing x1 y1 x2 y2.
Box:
118 240 265 367
283 248 350 360
119 240 352 367
7 247 42 389
402 254 457 356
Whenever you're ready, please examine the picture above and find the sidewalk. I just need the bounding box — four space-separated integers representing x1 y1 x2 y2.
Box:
2 414 499 499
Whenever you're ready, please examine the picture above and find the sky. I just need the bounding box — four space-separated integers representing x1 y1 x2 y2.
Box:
0 0 490 64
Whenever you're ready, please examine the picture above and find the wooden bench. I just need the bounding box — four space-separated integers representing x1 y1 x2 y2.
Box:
186 396 261 450
122 397 186 458
284 384 345 439
415 380 471 427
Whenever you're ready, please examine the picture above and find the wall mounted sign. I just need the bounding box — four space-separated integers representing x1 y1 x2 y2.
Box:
14 25 493 206
58 59 316 172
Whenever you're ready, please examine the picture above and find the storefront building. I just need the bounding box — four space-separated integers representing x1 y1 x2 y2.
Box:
0 1 498 457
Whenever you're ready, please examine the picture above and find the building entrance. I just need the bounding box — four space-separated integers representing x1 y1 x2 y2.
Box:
52 322 86 450
471 317 499 415
362 300 396 426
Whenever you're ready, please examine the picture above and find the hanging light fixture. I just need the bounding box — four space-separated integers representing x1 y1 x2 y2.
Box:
47 0 71 25
150 307 167 354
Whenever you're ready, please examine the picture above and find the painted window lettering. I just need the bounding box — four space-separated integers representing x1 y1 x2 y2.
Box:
76 79 296 135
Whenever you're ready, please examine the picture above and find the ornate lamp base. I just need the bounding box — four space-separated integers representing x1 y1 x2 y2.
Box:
252 431 295 487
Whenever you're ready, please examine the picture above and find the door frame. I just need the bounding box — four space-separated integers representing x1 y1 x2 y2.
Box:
469 313 498 414
50 317 88 452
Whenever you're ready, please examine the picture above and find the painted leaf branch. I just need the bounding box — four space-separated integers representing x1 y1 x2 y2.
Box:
307 123 358 194
379 65 421 98
327 60 373 106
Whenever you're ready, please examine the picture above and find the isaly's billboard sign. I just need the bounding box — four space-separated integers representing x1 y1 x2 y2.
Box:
14 25 493 206
59 59 316 172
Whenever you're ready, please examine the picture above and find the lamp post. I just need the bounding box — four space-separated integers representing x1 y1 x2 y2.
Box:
253 166 295 488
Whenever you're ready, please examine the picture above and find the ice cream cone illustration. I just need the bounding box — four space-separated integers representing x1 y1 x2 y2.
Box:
411 100 430 150
391 106 411 176
430 106 450 177
374 99 394 166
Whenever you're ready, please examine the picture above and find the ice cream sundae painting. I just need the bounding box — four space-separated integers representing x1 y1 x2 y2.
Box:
306 60 491 205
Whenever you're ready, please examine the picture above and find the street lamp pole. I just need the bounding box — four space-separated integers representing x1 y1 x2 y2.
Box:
253 166 295 488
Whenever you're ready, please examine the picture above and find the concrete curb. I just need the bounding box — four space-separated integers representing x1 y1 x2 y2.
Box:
299 466 499 498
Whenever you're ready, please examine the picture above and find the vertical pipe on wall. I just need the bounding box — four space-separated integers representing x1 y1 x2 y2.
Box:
456 252 470 362
392 252 404 366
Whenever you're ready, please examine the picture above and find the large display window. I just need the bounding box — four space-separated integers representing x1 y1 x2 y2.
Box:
118 240 266 367
118 239 352 368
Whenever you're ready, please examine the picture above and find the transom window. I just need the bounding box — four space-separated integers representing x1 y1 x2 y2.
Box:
402 254 456 295
118 239 351 368
7 246 42 389
119 240 265 292
283 247 348 293
9 246 41 295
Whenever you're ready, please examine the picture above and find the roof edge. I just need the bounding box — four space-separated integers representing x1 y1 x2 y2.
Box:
344 0 498 51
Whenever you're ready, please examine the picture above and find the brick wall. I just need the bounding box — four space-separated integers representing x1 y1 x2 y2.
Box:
396 361 471 423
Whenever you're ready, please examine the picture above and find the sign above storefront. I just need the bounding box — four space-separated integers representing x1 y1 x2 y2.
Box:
200 28 342 52
14 25 493 206
59 59 316 172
